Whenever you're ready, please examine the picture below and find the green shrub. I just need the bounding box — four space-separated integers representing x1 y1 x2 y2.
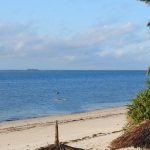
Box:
147 78 150 88
126 78 150 129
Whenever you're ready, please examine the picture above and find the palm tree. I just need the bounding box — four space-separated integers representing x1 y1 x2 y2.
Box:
139 0 150 4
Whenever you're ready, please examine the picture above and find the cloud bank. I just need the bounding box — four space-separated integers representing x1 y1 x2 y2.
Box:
0 22 149 69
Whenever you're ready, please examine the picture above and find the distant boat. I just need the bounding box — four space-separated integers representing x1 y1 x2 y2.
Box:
56 91 60 95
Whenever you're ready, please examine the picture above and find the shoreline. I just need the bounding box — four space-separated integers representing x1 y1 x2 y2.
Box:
0 106 128 150
0 105 126 126
0 104 127 125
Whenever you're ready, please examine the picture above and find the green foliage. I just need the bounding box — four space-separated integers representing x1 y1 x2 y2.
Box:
139 0 150 4
126 78 150 129
147 78 150 88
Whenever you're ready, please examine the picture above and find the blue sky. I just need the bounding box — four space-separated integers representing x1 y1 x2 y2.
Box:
0 0 150 70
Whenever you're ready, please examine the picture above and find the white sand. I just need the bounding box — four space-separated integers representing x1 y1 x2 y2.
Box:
0 106 128 150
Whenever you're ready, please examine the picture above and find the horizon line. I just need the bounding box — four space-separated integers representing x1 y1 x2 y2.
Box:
0 69 146 71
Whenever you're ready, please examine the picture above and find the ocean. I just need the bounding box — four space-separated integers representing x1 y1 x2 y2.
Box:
0 70 146 122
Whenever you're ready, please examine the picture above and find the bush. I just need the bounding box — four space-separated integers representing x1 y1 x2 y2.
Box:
126 78 150 129
147 78 150 88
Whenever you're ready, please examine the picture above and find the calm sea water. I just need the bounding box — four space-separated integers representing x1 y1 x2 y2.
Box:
0 70 146 122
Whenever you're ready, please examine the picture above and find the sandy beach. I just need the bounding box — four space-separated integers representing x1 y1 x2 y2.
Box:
0 106 128 150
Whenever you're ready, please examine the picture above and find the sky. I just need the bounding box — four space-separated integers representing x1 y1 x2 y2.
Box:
0 0 150 70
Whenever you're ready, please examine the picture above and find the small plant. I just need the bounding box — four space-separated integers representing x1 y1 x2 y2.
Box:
125 77 150 130
147 78 150 88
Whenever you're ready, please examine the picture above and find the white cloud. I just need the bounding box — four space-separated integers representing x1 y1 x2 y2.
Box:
96 49 124 58
65 55 76 61
96 50 110 57
0 21 149 69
